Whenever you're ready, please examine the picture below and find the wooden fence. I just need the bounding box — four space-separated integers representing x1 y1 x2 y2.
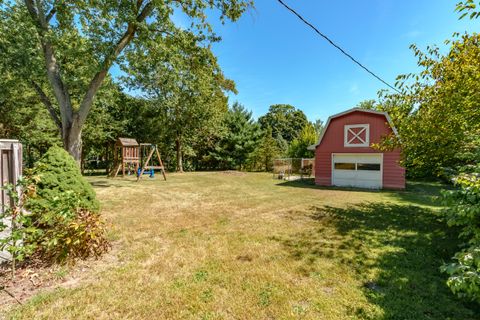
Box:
272 158 315 180
0 139 22 262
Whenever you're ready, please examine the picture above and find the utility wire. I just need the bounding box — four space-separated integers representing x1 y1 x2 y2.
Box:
277 0 401 94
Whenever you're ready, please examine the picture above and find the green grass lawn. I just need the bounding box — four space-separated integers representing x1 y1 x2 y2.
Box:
6 172 480 319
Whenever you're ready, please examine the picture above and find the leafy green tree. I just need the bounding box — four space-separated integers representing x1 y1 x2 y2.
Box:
374 33 480 177
81 82 139 173
275 133 289 157
0 68 133 170
288 123 317 158
248 127 280 171
0 72 60 166
210 102 262 170
313 119 324 136
0 0 252 162
126 38 235 172
258 104 308 142
456 0 480 19
356 99 377 110
441 172 480 302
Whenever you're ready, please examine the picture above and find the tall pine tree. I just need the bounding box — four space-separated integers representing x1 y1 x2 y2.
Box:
211 102 261 170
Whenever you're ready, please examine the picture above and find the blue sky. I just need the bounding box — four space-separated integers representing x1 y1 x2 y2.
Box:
199 0 480 122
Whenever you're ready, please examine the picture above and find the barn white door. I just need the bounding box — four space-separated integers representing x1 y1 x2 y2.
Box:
332 154 382 189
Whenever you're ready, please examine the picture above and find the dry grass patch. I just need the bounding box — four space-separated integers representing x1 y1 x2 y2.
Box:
4 173 479 319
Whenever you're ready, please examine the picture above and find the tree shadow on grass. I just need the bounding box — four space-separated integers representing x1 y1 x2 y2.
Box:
277 179 448 208
275 202 480 319
89 180 112 188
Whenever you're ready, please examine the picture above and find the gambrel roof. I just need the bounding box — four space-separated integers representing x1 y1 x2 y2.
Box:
307 108 399 150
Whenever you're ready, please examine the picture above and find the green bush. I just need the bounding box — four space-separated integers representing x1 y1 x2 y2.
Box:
13 146 109 263
28 146 99 213
442 246 480 302
32 191 109 262
441 172 480 303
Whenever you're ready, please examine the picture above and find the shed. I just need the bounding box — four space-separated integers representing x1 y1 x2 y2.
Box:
308 108 405 189
0 139 23 261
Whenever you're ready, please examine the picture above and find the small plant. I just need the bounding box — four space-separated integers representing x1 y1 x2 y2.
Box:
0 177 39 278
32 191 110 262
194 270 209 282
258 284 274 307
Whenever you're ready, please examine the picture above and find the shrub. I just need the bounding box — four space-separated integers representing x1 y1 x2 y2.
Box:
32 191 109 262
441 172 480 302
28 145 99 213
441 246 480 303
14 146 109 263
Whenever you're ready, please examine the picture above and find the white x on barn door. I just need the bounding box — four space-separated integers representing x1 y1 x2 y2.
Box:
344 124 370 147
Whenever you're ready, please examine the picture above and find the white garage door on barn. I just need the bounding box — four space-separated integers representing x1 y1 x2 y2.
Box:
332 154 382 189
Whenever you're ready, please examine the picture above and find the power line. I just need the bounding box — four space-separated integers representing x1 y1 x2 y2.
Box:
277 0 400 94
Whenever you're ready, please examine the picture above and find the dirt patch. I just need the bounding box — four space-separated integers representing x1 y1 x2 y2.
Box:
218 170 247 176
0 245 119 314
236 254 253 262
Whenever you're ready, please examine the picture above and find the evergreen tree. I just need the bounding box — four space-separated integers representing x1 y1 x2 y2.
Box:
275 133 289 157
210 102 262 170
248 127 280 171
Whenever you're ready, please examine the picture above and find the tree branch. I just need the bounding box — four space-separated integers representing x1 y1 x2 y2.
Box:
46 7 56 22
77 2 154 126
24 0 38 24
33 0 47 28
24 0 73 134
31 80 62 130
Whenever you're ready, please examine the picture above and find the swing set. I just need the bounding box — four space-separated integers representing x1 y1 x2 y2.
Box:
110 138 166 181
137 143 167 181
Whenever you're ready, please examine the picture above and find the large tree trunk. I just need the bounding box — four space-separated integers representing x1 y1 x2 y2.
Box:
62 116 83 165
175 136 184 173
25 0 154 165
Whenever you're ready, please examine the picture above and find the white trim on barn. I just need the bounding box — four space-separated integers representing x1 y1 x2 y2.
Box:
344 124 369 147
307 108 400 150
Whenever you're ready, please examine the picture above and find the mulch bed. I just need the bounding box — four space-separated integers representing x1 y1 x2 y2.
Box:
0 247 119 314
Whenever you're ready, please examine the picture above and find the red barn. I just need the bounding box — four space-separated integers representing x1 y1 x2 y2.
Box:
308 108 405 189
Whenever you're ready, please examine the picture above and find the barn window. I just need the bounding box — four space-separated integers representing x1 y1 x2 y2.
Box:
357 163 381 171
344 124 369 147
334 162 356 170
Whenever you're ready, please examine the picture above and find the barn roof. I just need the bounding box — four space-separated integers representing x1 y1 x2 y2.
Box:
116 138 139 147
307 108 399 150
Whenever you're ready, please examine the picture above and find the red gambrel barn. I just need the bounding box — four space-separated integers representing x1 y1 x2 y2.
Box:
308 108 405 189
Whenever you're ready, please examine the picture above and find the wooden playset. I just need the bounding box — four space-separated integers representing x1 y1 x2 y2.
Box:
110 138 166 181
